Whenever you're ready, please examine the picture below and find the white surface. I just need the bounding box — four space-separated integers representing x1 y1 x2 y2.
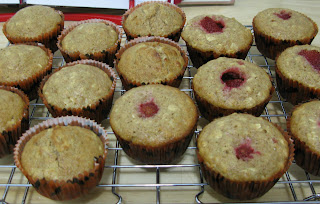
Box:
26 0 129 9
134 0 170 6
0 0 20 4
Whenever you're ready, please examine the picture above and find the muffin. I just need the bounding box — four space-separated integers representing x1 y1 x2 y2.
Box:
192 57 274 121
57 19 122 66
0 86 29 157
14 116 108 200
122 1 186 42
287 100 320 176
181 14 253 68
197 113 294 200
0 43 53 100
115 37 188 90
253 8 318 60
276 45 320 105
110 84 198 164
3 5 64 52
39 60 116 123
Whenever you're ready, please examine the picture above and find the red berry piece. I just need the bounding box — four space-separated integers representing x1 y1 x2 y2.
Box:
235 138 261 161
200 16 225 33
274 10 291 20
298 49 320 71
237 61 245 65
220 67 246 89
138 99 159 118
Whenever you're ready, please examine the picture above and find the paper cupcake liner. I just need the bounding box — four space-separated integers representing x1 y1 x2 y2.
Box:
0 42 53 100
13 116 108 201
197 122 294 200
287 102 320 176
122 1 186 42
192 81 274 121
276 66 320 105
57 19 122 67
185 41 252 69
252 18 318 60
114 36 188 90
3 10 64 53
0 86 29 158
39 59 117 123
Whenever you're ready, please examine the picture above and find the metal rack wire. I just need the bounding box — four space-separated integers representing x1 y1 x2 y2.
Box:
1 26 320 204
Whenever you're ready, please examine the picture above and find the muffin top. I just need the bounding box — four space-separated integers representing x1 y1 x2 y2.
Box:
43 64 113 109
21 126 104 181
290 100 320 154
0 89 26 133
61 22 118 54
0 44 50 83
198 113 289 181
253 8 318 41
123 2 184 37
276 45 320 88
110 84 198 147
193 57 272 110
117 41 186 84
5 5 62 38
181 14 252 53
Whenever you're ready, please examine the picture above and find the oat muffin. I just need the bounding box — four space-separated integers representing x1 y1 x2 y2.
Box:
14 116 108 200
276 45 320 104
122 1 186 42
197 113 294 200
181 14 253 68
287 100 320 176
0 86 29 157
3 5 64 52
57 19 121 66
253 8 318 60
0 43 53 100
192 58 274 121
115 37 188 90
110 84 198 164
39 60 116 123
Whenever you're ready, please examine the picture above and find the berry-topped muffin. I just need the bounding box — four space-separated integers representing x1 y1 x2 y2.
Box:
253 8 318 59
110 84 198 164
276 45 320 104
181 14 253 68
287 100 320 176
192 57 274 121
197 113 294 200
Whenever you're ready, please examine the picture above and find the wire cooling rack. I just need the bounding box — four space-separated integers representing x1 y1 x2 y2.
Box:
1 26 320 204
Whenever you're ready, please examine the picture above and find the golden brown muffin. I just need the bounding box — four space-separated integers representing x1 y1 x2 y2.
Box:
0 43 53 100
39 60 116 123
192 57 274 121
122 1 186 42
3 5 64 52
57 19 121 66
287 100 320 175
276 45 320 104
253 8 318 59
14 116 108 201
197 113 294 200
115 37 188 90
110 84 198 164
181 14 253 68
0 86 29 157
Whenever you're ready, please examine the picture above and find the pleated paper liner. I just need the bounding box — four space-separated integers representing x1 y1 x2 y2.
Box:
252 17 318 60
122 1 186 42
197 121 294 200
0 43 53 101
276 65 320 105
14 116 108 201
57 19 122 67
3 9 64 53
39 59 117 124
114 36 188 90
0 86 29 158
287 100 320 176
